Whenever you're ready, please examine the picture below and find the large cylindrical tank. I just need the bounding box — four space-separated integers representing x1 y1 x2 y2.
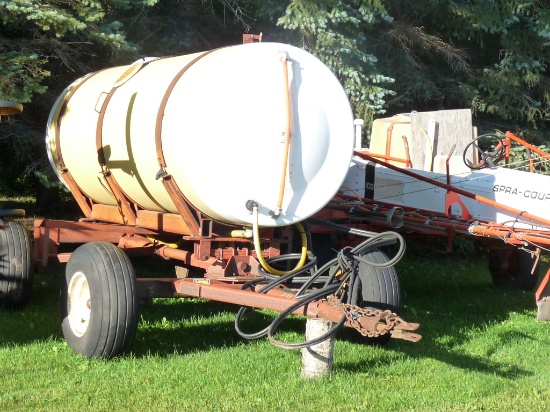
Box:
46 42 354 228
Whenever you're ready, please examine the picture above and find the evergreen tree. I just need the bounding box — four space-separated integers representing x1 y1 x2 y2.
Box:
0 0 158 199
448 0 550 126
1 0 549 202
0 0 159 104
260 0 549 130
257 0 396 125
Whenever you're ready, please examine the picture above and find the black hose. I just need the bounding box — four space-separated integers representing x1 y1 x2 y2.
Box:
234 229 405 349
267 284 346 350
258 253 320 283
234 269 303 339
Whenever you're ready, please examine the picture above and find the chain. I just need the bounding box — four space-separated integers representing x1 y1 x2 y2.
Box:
326 294 400 338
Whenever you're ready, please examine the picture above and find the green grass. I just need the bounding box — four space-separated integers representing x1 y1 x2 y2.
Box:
1 252 549 411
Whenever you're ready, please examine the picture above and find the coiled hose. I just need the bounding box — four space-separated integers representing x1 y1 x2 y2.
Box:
235 225 405 349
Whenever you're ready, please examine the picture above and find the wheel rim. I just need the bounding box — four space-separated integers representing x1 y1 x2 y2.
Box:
67 271 91 337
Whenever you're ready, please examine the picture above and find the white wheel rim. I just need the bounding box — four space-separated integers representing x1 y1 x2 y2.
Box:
67 271 91 337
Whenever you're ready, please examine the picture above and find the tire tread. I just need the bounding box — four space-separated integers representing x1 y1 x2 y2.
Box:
0 221 32 309
62 242 138 358
358 249 401 313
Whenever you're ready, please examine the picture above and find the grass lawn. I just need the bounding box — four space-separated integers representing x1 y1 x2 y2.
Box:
1 238 549 411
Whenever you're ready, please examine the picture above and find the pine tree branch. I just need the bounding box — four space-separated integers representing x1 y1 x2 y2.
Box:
385 21 472 75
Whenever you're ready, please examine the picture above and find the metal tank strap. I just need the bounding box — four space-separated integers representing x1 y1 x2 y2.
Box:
95 84 138 226
53 71 106 218
93 57 173 225
154 49 223 237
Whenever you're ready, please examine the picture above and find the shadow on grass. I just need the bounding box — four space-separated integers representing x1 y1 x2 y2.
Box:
337 331 532 379
132 298 306 357
0 256 308 357
335 253 539 378
0 251 542 380
0 269 65 347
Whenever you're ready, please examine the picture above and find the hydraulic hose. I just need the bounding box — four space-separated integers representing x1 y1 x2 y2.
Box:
251 205 307 275
235 227 406 349
267 284 346 350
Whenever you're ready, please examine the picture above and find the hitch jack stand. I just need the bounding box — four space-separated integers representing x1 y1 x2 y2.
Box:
536 268 550 321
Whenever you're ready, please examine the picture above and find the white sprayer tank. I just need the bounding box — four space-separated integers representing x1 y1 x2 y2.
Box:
46 42 354 228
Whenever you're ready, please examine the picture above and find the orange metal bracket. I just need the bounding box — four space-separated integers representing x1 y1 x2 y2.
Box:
95 86 138 226
52 72 104 219
159 174 200 236
243 33 262 44
153 50 221 236
506 132 550 162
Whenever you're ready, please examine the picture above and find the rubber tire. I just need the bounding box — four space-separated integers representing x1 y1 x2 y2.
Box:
353 248 401 344
61 242 138 359
311 233 336 268
488 248 540 291
0 221 33 309
355 249 401 312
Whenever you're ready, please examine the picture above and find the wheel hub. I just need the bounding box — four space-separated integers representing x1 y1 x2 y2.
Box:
67 271 91 337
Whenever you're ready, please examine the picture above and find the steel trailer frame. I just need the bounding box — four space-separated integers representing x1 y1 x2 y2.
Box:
32 213 422 350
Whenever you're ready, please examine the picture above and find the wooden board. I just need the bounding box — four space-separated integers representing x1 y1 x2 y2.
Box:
410 109 475 171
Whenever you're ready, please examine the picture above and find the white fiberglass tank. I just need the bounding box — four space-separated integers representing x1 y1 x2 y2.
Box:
46 42 355 227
